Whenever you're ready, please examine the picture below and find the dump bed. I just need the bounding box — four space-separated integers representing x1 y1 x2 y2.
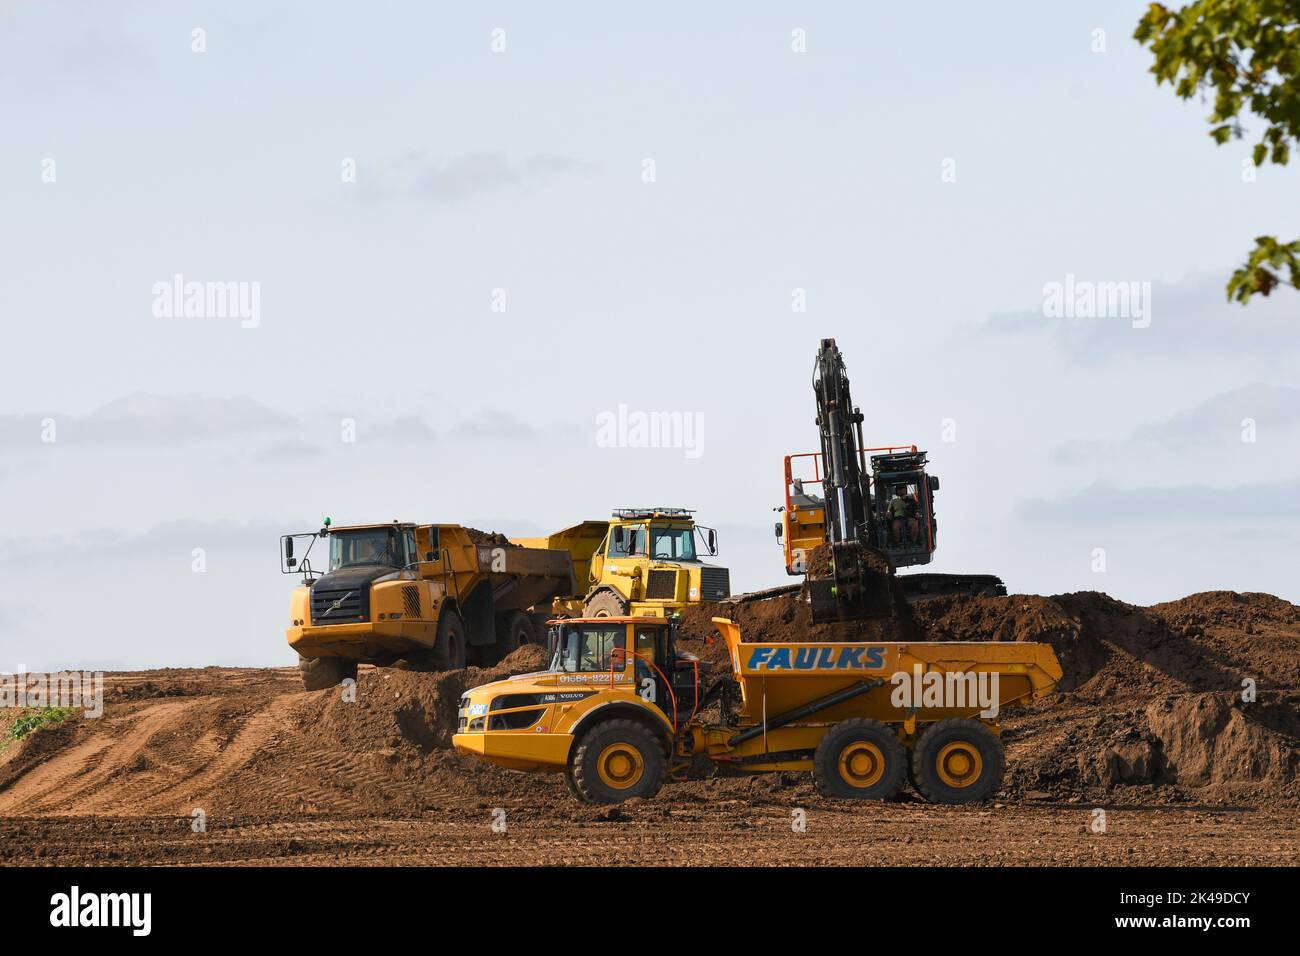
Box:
713 617 1061 726
509 520 609 598
474 544 577 611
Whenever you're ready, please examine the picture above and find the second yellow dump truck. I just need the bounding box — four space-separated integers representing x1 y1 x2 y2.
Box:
452 616 1062 804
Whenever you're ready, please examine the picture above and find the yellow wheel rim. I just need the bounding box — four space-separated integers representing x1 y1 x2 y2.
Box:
596 743 644 790
838 741 886 789
936 741 983 788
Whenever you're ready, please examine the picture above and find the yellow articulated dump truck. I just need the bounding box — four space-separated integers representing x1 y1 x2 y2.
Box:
512 507 731 619
281 520 575 689
452 616 1062 804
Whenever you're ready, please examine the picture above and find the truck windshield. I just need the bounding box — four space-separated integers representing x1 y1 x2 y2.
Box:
650 527 696 560
329 529 405 570
554 625 626 673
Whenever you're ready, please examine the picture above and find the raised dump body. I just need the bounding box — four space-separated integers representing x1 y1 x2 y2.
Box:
451 615 1063 805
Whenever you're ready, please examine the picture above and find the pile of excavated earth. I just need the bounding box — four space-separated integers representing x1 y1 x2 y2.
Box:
0 587 1297 828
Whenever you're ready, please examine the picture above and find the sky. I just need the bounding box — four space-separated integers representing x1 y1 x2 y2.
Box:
3 1 1298 670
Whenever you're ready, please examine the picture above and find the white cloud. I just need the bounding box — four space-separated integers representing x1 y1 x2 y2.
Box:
974 272 1300 363
0 393 297 449
364 151 587 203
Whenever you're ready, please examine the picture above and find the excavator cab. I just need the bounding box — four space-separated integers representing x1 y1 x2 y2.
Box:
777 447 938 573
869 450 938 567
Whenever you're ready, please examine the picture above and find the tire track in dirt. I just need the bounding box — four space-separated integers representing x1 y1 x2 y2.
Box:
0 699 203 815
77 692 309 815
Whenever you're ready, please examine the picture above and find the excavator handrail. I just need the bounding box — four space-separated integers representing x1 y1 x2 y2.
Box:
783 447 918 514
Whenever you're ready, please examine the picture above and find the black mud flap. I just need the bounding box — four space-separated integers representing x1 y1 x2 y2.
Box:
462 580 496 646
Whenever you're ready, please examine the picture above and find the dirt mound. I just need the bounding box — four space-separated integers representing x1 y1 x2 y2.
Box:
1151 590 1300 629
311 643 549 753
1145 694 1298 787
1001 690 1300 804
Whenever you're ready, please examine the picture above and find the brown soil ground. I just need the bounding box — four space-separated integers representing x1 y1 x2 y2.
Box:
1 590 1297 866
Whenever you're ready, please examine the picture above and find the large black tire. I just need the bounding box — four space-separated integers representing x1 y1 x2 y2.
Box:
397 611 467 671
476 610 533 666
432 609 468 670
911 718 1005 805
563 768 584 802
812 718 908 800
298 655 357 691
569 719 665 804
583 589 629 618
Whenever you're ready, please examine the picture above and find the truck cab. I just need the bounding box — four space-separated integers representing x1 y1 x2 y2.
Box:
584 508 731 615
453 617 705 798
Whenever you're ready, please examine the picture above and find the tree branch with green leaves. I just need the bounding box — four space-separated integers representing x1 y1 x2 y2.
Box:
1134 0 1300 302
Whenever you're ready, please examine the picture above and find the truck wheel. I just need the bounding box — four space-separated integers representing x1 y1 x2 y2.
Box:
911 718 1005 805
583 590 629 618
430 610 467 670
569 719 665 804
298 655 357 691
482 610 533 666
813 718 907 800
563 768 584 802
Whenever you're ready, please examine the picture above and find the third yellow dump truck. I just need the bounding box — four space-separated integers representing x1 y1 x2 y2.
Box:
512 507 731 618
453 616 1062 804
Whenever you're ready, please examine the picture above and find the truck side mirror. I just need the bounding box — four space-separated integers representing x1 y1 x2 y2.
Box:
774 522 783 539
707 529 717 553
285 538 294 560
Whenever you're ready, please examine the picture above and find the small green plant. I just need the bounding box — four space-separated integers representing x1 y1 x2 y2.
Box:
8 707 76 740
